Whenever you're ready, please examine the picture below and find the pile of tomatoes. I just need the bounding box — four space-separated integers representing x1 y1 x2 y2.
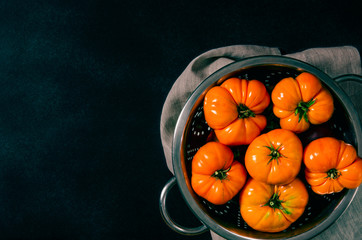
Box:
191 72 362 233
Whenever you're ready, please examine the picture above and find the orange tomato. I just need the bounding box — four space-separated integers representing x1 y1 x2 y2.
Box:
303 137 362 194
191 142 247 205
271 72 334 133
239 178 308 233
204 78 270 145
245 129 303 185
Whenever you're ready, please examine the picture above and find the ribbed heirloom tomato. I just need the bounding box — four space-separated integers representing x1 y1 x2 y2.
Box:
304 137 362 194
191 142 247 205
245 129 303 185
204 78 270 145
240 178 309 233
271 72 334 133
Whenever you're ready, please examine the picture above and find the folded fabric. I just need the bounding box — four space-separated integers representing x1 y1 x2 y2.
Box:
160 45 362 240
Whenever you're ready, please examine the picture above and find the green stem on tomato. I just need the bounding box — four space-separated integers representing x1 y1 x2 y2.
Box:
264 143 286 165
294 98 316 123
237 104 255 119
327 168 341 179
263 188 291 215
212 166 231 180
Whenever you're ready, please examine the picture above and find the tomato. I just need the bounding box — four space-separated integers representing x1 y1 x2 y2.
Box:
303 137 362 194
271 72 334 133
245 129 303 185
239 178 308 233
204 78 270 145
191 142 247 205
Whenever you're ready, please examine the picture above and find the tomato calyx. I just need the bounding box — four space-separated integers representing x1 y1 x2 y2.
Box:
212 166 231 180
326 168 341 179
237 104 255 119
264 192 283 209
265 143 285 164
295 98 316 123
264 189 291 215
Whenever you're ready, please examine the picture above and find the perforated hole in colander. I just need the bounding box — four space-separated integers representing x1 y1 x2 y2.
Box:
184 66 353 234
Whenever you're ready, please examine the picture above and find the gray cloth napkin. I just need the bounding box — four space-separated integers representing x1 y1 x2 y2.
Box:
160 45 362 240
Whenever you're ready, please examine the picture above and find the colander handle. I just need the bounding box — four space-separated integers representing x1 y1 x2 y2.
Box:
159 177 208 235
334 74 362 84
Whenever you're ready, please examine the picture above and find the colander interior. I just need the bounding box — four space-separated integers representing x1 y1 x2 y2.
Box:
181 65 357 239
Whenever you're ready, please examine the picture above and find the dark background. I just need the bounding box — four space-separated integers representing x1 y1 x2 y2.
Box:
0 0 361 239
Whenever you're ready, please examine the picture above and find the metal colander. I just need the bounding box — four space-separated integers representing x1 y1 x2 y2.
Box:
160 56 362 240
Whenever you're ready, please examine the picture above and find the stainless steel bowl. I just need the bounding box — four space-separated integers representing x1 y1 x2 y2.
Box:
160 55 362 240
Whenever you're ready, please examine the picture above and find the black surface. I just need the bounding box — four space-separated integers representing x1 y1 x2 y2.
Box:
0 0 361 239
